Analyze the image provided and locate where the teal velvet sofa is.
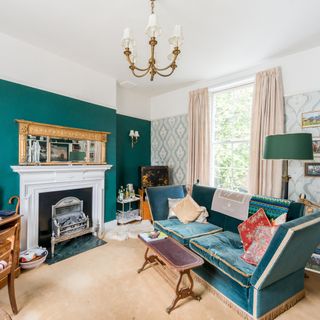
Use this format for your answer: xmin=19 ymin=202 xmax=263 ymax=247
xmin=146 ymin=184 xmax=320 ymax=320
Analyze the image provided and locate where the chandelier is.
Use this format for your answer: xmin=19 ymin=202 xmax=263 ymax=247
xmin=121 ymin=0 xmax=183 ymax=81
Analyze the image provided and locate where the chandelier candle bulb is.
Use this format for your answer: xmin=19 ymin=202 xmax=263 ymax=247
xmin=173 ymin=25 xmax=182 ymax=38
xmin=122 ymin=28 xmax=132 ymax=40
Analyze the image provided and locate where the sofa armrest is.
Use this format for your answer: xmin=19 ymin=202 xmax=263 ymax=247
xmin=250 ymin=212 xmax=320 ymax=290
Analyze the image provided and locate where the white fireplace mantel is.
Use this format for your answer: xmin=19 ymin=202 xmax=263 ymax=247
xmin=11 ymin=165 xmax=112 ymax=250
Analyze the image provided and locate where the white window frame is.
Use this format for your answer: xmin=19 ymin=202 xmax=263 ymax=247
xmin=210 ymin=78 xmax=254 ymax=191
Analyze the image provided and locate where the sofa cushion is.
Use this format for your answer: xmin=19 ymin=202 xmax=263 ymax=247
xmin=154 ymin=220 xmax=222 ymax=246
xmin=189 ymin=231 xmax=256 ymax=287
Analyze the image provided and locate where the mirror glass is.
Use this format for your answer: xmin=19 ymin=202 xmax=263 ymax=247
xmin=26 ymin=137 xmax=103 ymax=164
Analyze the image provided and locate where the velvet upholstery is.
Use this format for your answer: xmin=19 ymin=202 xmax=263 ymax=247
xmin=154 ymin=220 xmax=222 ymax=245
xmin=146 ymin=185 xmax=187 ymax=221
xmin=251 ymin=212 xmax=320 ymax=290
xmin=190 ymin=232 xmax=256 ymax=287
xmin=147 ymin=184 xmax=311 ymax=319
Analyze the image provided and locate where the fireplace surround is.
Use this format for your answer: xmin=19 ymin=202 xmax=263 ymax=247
xmin=11 ymin=165 xmax=112 ymax=251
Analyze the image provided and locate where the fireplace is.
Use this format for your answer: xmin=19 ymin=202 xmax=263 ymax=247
xmin=38 ymin=188 xmax=95 ymax=255
xmin=11 ymin=165 xmax=112 ymax=251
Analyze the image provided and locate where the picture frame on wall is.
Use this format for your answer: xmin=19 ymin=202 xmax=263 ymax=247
xmin=312 ymin=137 xmax=320 ymax=158
xmin=51 ymin=143 xmax=69 ymax=162
xmin=306 ymin=245 xmax=320 ymax=274
xmin=301 ymin=110 xmax=320 ymax=128
xmin=305 ymin=162 xmax=320 ymax=177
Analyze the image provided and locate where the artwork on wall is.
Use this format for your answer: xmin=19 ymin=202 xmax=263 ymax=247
xmin=306 ymin=246 xmax=320 ymax=274
xmin=140 ymin=166 xmax=169 ymax=188
xmin=301 ymin=110 xmax=320 ymax=128
xmin=312 ymin=137 xmax=320 ymax=158
xmin=51 ymin=143 xmax=69 ymax=161
xmin=305 ymin=162 xmax=320 ymax=177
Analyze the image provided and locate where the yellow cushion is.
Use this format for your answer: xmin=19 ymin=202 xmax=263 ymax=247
xmin=172 ymin=195 xmax=202 ymax=224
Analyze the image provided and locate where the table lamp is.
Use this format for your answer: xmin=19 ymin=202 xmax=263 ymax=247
xmin=263 ymin=133 xmax=313 ymax=199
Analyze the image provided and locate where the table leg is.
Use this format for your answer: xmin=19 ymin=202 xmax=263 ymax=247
xmin=137 ymin=248 xmax=159 ymax=274
xmin=166 ymin=269 xmax=201 ymax=314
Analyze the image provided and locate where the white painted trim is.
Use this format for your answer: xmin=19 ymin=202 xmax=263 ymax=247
xmin=104 ymin=219 xmax=117 ymax=232
xmin=11 ymin=165 xmax=112 ymax=250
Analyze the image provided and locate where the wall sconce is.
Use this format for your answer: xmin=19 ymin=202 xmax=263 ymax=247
xmin=129 ymin=130 xmax=140 ymax=148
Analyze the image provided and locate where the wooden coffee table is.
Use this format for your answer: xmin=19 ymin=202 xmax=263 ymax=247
xmin=138 ymin=235 xmax=204 ymax=313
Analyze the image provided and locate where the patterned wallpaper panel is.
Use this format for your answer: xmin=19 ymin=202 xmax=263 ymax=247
xmin=285 ymin=90 xmax=320 ymax=202
xmin=151 ymin=114 xmax=188 ymax=185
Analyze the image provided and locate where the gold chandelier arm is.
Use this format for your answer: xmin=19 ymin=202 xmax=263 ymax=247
xmin=131 ymin=68 xmax=151 ymax=78
xmin=133 ymin=65 xmax=151 ymax=72
xmin=124 ymin=49 xmax=150 ymax=72
xmin=155 ymin=47 xmax=180 ymax=71
xmin=156 ymin=67 xmax=176 ymax=77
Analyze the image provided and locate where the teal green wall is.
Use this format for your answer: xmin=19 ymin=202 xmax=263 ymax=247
xmin=116 ymin=114 xmax=151 ymax=193
xmin=0 ymin=80 xmax=151 ymax=221
xmin=0 ymin=79 xmax=119 ymax=221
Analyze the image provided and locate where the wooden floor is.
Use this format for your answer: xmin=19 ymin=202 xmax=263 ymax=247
xmin=0 ymin=239 xmax=319 ymax=320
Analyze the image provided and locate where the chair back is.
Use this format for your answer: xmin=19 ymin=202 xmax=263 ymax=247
xmin=146 ymin=185 xmax=187 ymax=221
xmin=0 ymin=224 xmax=18 ymax=278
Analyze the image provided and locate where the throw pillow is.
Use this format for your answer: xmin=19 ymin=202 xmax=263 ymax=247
xmin=172 ymin=194 xmax=202 ymax=224
xmin=271 ymin=213 xmax=287 ymax=226
xmin=238 ymin=208 xmax=272 ymax=251
xmin=241 ymin=226 xmax=278 ymax=266
xmin=167 ymin=198 xmax=183 ymax=219
xmin=196 ymin=206 xmax=209 ymax=223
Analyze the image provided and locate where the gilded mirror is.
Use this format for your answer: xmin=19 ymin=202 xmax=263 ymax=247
xmin=17 ymin=120 xmax=110 ymax=165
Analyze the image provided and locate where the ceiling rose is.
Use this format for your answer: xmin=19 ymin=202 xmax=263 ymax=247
xmin=121 ymin=0 xmax=183 ymax=81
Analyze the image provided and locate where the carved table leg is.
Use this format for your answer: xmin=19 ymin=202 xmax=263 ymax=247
xmin=166 ymin=269 xmax=201 ymax=314
xmin=137 ymin=248 xmax=159 ymax=274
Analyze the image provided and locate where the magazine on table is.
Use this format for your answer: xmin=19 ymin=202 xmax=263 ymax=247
xmin=140 ymin=231 xmax=167 ymax=242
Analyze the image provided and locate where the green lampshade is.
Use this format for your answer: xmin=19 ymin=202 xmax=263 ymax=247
xmin=263 ymin=133 xmax=313 ymax=160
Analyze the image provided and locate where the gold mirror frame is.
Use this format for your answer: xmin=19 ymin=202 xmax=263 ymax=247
xmin=17 ymin=120 xmax=110 ymax=165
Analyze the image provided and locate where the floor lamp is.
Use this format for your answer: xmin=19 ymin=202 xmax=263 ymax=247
xmin=263 ymin=133 xmax=313 ymax=199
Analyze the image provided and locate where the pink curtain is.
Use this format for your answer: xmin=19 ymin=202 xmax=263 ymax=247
xmin=249 ymin=67 xmax=284 ymax=197
xmin=187 ymin=88 xmax=211 ymax=187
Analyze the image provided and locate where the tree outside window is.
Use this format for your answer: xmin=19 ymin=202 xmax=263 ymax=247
xmin=211 ymin=83 xmax=253 ymax=192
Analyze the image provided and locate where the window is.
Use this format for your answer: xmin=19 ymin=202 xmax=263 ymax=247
xmin=210 ymin=82 xmax=254 ymax=192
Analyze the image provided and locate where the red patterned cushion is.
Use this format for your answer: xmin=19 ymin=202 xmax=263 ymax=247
xmin=241 ymin=226 xmax=278 ymax=265
xmin=238 ymin=208 xmax=272 ymax=251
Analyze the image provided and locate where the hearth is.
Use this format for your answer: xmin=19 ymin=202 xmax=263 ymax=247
xmin=51 ymin=196 xmax=96 ymax=257
xmin=38 ymin=188 xmax=94 ymax=254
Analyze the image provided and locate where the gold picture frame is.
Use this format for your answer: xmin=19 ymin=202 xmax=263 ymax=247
xmin=301 ymin=110 xmax=320 ymax=128
xmin=17 ymin=119 xmax=110 ymax=165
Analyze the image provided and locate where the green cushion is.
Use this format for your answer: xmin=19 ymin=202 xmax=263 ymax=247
xmin=190 ymin=231 xmax=256 ymax=287
xmin=154 ymin=220 xmax=222 ymax=245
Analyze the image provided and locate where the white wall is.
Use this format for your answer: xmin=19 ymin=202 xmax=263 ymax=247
xmin=150 ymin=46 xmax=320 ymax=120
xmin=0 ymin=32 xmax=117 ymax=108
xmin=116 ymin=85 xmax=151 ymax=120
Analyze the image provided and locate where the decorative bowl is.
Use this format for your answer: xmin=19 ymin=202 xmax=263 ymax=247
xmin=20 ymin=250 xmax=48 ymax=270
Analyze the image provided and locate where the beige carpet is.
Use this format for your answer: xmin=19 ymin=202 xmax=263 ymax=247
xmin=0 ymin=239 xmax=319 ymax=320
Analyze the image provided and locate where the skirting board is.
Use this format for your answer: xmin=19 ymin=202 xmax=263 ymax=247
xmin=104 ymin=219 xmax=117 ymax=232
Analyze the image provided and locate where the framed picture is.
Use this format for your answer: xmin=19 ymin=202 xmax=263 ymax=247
xmin=140 ymin=166 xmax=169 ymax=188
xmin=302 ymin=110 xmax=320 ymax=128
xmin=305 ymin=162 xmax=320 ymax=177
xmin=51 ymin=143 xmax=69 ymax=161
xmin=312 ymin=137 xmax=320 ymax=158
xmin=306 ymin=245 xmax=320 ymax=274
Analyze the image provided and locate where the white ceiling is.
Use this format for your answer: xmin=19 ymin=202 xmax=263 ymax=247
xmin=0 ymin=0 xmax=320 ymax=96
